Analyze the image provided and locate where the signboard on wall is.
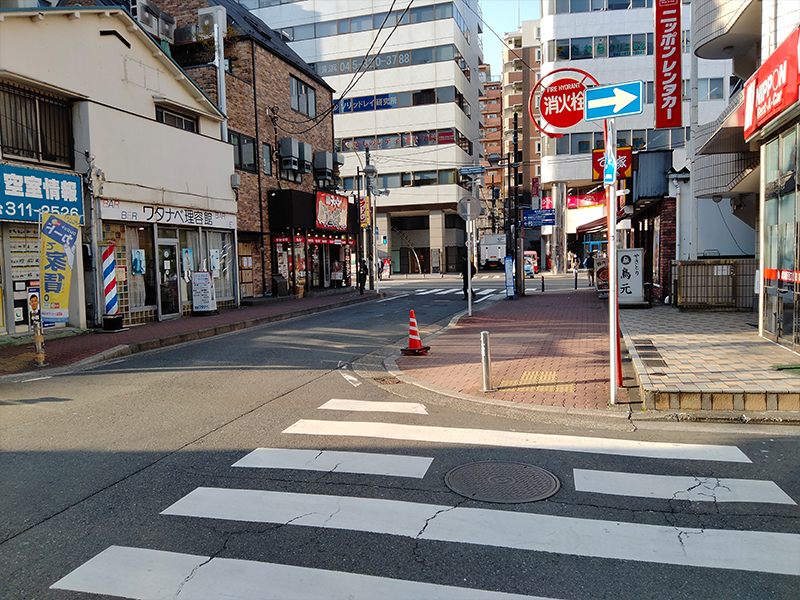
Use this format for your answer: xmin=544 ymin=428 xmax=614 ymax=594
xmin=593 ymin=147 xmax=632 ymax=181
xmin=617 ymin=248 xmax=644 ymax=304
xmin=1 ymin=164 xmax=83 ymax=223
xmin=316 ymin=192 xmax=348 ymax=231
xmin=743 ymin=26 xmax=800 ymax=140
xmin=100 ymin=199 xmax=236 ymax=229
xmin=654 ymin=0 xmax=683 ymax=129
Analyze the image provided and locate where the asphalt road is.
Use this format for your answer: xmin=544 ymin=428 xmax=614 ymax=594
xmin=1 ymin=282 xmax=798 ymax=600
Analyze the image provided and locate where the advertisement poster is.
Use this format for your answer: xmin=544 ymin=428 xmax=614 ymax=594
xmin=595 ymin=257 xmax=610 ymax=297
xmin=504 ymin=255 xmax=515 ymax=299
xmin=39 ymin=213 xmax=80 ymax=323
xmin=181 ymin=248 xmax=194 ymax=281
xmin=192 ymin=271 xmax=217 ymax=312
xmin=209 ymin=249 xmax=220 ymax=279
xmin=131 ymin=248 xmax=146 ymax=275
xmin=316 ymin=192 xmax=348 ymax=231
xmin=27 ymin=286 xmax=40 ymax=329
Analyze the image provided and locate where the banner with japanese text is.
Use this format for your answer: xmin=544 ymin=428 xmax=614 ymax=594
xmin=315 ymin=192 xmax=348 ymax=231
xmin=654 ymin=0 xmax=682 ymax=129
xmin=1 ymin=164 xmax=83 ymax=223
xmin=593 ymin=147 xmax=632 ymax=181
xmin=39 ymin=213 xmax=80 ymax=323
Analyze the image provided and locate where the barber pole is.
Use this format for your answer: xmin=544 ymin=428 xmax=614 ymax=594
xmin=103 ymin=245 xmax=118 ymax=315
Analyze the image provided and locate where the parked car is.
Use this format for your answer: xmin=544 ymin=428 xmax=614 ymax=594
xmin=523 ymin=251 xmax=538 ymax=277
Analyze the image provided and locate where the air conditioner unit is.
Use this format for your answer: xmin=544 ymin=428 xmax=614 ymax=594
xmin=279 ymin=137 xmax=299 ymax=171
xmin=174 ymin=25 xmax=197 ymax=44
xmin=314 ymin=151 xmax=333 ymax=181
xmin=298 ymin=142 xmax=312 ymax=174
xmin=198 ymin=6 xmax=226 ymax=38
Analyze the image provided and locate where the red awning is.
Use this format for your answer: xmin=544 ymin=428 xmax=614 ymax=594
xmin=576 ymin=209 xmax=626 ymax=234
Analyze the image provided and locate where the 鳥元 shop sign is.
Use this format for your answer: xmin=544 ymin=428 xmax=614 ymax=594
xmin=315 ymin=192 xmax=348 ymax=231
xmin=744 ymin=26 xmax=800 ymax=140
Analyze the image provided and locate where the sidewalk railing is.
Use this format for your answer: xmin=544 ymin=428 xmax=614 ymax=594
xmin=671 ymin=258 xmax=757 ymax=310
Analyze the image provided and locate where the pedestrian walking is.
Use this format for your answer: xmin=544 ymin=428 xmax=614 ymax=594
xmin=358 ymin=259 xmax=368 ymax=294
xmin=461 ymin=259 xmax=476 ymax=300
xmin=584 ymin=252 xmax=595 ymax=286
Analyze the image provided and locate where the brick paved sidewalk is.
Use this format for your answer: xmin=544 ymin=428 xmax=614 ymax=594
xmin=0 ymin=291 xmax=378 ymax=377
xmin=395 ymin=289 xmax=616 ymax=411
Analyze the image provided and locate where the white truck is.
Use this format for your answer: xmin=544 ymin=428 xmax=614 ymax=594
xmin=479 ymin=233 xmax=506 ymax=270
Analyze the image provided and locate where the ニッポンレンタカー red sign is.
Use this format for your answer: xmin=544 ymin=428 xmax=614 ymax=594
xmin=744 ymin=26 xmax=800 ymax=140
xmin=654 ymin=0 xmax=682 ymax=129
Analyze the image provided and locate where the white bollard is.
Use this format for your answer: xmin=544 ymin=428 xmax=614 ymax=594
xmin=479 ymin=330 xmax=497 ymax=392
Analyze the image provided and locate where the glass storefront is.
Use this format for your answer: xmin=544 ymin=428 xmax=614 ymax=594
xmin=762 ymin=129 xmax=799 ymax=351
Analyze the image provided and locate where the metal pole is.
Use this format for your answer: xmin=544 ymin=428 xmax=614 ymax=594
xmin=606 ymin=118 xmax=618 ymax=405
xmin=479 ymin=330 xmax=497 ymax=392
xmin=513 ymin=112 xmax=523 ymax=296
xmin=467 ymin=214 xmax=473 ymax=317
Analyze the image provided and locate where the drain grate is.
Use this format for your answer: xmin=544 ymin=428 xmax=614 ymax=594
xmin=445 ymin=461 xmax=560 ymax=503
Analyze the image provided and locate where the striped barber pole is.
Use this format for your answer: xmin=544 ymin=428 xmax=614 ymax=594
xmin=102 ymin=245 xmax=118 ymax=315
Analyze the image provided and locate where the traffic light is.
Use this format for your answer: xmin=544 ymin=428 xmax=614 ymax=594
xmin=492 ymin=186 xmax=500 ymax=200
xmin=382 ymin=235 xmax=387 ymax=245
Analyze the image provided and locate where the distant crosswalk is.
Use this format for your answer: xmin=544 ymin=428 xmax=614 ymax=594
xmin=52 ymin=397 xmax=800 ymax=599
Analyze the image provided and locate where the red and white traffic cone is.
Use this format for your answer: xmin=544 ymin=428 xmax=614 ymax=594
xmin=401 ymin=310 xmax=430 ymax=356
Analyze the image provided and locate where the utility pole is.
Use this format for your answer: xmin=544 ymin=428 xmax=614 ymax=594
xmin=513 ymin=112 xmax=524 ymax=296
xmin=363 ymin=148 xmax=377 ymax=291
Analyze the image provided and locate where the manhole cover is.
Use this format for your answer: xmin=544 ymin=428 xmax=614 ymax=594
xmin=444 ymin=461 xmax=560 ymax=503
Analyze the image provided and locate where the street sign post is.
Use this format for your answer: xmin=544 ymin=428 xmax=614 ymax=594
xmin=522 ymin=209 xmax=555 ymax=227
xmin=458 ymin=166 xmax=486 ymax=176
xmin=584 ymin=81 xmax=644 ymax=122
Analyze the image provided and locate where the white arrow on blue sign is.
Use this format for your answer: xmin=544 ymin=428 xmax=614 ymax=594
xmin=584 ymin=81 xmax=644 ymax=122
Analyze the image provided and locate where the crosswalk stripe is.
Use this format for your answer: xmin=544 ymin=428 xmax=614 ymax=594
xmin=51 ymin=545 xmax=553 ymax=599
xmin=282 ymin=420 xmax=752 ymax=463
xmin=573 ymin=469 xmax=796 ymax=504
xmin=475 ymin=294 xmax=500 ymax=303
xmin=319 ymin=399 xmax=428 ymax=414
xmin=161 ymin=488 xmax=800 ymax=576
xmin=435 ymin=289 xmax=459 ymax=294
xmin=232 ymin=448 xmax=434 ymax=478
xmin=493 ymin=275 xmax=502 ymax=279
xmin=417 ymin=288 xmax=444 ymax=295
xmin=477 ymin=288 xmax=496 ymax=295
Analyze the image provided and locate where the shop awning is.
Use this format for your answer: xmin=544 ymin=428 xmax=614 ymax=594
xmin=576 ymin=210 xmax=626 ymax=234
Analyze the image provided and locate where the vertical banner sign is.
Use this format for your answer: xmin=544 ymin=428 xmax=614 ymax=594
xmin=655 ymin=0 xmax=682 ymax=129
xmin=359 ymin=195 xmax=370 ymax=228
xmin=103 ymin=245 xmax=119 ymax=315
xmin=39 ymin=213 xmax=80 ymax=323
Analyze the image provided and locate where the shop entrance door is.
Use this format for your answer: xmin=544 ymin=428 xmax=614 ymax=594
xmin=158 ymin=242 xmax=180 ymax=319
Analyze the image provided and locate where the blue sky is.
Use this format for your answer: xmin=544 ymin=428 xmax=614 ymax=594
xmin=478 ymin=0 xmax=541 ymax=77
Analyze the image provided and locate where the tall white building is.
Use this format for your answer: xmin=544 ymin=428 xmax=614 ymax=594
xmin=539 ymin=0 xmax=754 ymax=279
xmin=246 ymin=0 xmax=485 ymax=274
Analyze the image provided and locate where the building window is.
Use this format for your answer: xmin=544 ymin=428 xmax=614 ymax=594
xmin=290 ymin=76 xmax=316 ymax=117
xmin=262 ymin=143 xmax=272 ymax=175
xmin=156 ymin=106 xmax=197 ymax=133
xmin=229 ymin=130 xmax=256 ymax=172
xmin=0 ymin=83 xmax=72 ymax=166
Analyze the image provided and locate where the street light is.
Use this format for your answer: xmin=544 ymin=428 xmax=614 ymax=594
xmin=362 ymin=162 xmax=378 ymax=291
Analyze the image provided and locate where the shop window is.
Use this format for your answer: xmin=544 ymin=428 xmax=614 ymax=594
xmin=594 ymin=36 xmax=607 ymax=58
xmin=229 ymin=131 xmax=256 ymax=172
xmin=290 ymin=76 xmax=316 ymax=118
xmin=208 ymin=230 xmax=235 ymax=299
xmin=556 ymin=39 xmax=570 ymax=61
xmin=126 ymin=226 xmax=156 ymax=309
xmin=609 ymin=35 xmax=631 ymax=57
xmin=571 ymin=37 xmax=592 ymax=60
xmin=0 ymin=83 xmax=72 ymax=166
xmin=179 ymin=229 xmax=201 ymax=304
xmin=377 ymin=134 xmax=401 ymax=149
xmin=156 ymin=106 xmax=197 ymax=133
xmin=632 ymin=33 xmax=647 ymax=56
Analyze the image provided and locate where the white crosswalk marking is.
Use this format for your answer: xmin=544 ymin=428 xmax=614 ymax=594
xmin=417 ymin=288 xmax=444 ymax=295
xmin=573 ymin=469 xmax=797 ymax=504
xmin=435 ymin=288 xmax=459 ymax=294
xmin=233 ymin=448 xmax=434 ymax=478
xmin=52 ymin=546 xmax=554 ymax=600
xmin=161 ymin=488 xmax=800 ymax=576
xmin=319 ymin=399 xmax=428 ymax=414
xmin=475 ymin=294 xmax=501 ymax=303
xmin=283 ymin=420 xmax=752 ymax=462
xmin=493 ymin=275 xmax=502 ymax=279
xmin=477 ymin=288 xmax=496 ymax=295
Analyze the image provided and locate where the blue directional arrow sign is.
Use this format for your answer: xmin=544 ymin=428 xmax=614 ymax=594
xmin=584 ymin=81 xmax=644 ymax=122
xmin=604 ymin=154 xmax=617 ymax=186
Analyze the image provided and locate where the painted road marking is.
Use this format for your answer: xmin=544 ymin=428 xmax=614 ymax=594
xmin=475 ymin=294 xmax=500 ymax=303
xmin=377 ymin=294 xmax=410 ymax=303
xmin=435 ymin=289 xmax=459 ymax=294
xmin=416 ymin=289 xmax=444 ymax=295
xmin=52 ymin=546 xmax=551 ymax=599
xmin=477 ymin=288 xmax=496 ymax=295
xmin=573 ymin=469 xmax=796 ymax=504
xmin=282 ymin=420 xmax=752 ymax=463
xmin=161 ymin=489 xmax=800 ymax=576
xmin=233 ymin=448 xmax=434 ymax=479
xmin=339 ymin=371 xmax=361 ymax=387
xmin=319 ymin=399 xmax=428 ymax=414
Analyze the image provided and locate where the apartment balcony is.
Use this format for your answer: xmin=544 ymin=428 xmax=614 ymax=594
xmin=505 ymin=70 xmax=523 ymax=85
xmin=484 ymin=116 xmax=501 ymax=128
xmin=693 ymin=0 xmax=760 ymax=79
xmin=486 ymin=88 xmax=502 ymax=99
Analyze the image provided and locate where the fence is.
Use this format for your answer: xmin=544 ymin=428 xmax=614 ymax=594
xmin=671 ymin=259 xmax=757 ymax=310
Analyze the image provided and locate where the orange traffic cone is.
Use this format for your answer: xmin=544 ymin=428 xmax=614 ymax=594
xmin=401 ymin=310 xmax=430 ymax=356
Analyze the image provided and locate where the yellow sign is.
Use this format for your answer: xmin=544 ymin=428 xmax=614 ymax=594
xmin=39 ymin=213 xmax=81 ymax=323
